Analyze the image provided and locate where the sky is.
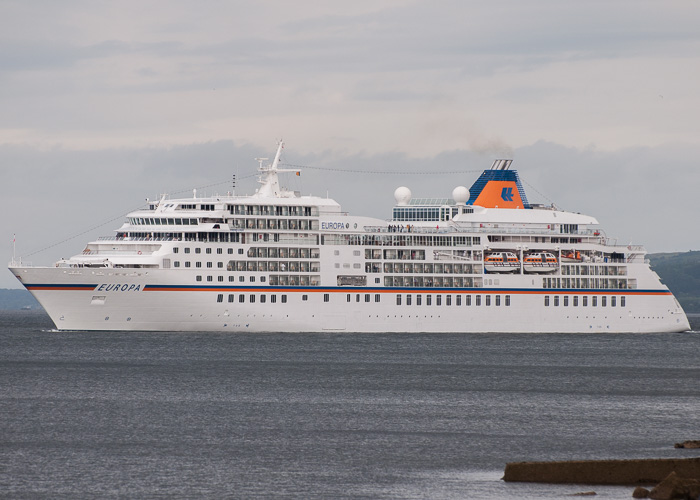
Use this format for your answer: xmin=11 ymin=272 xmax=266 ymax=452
xmin=2 ymin=0 xmax=700 ymax=288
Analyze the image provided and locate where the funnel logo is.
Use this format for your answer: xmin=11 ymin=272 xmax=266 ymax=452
xmin=501 ymin=187 xmax=514 ymax=202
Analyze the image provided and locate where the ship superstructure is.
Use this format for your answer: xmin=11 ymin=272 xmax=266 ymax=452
xmin=9 ymin=142 xmax=690 ymax=333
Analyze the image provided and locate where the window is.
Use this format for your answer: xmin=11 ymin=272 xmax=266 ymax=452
xmin=611 ymin=296 xmax=616 ymax=307
xmin=185 ymin=262 xmax=191 ymax=268
xmin=218 ymin=276 xmax=224 ymax=282
xmin=573 ymin=296 xmax=578 ymax=307
xmin=563 ymin=296 xmax=569 ymax=307
xmin=228 ymin=248 xmax=233 ymax=254
xmin=239 ymin=276 xmax=245 ymax=282
xmin=207 ymin=262 xmax=213 ymax=268
xmin=261 ymin=295 xmax=266 ymax=303
xmin=396 ymin=294 xmax=401 ymax=305
xmin=544 ymin=296 xmax=550 ymax=306
xmin=485 ymin=295 xmax=491 ymax=306
xmin=592 ymin=296 xmax=598 ymax=307
xmin=206 ymin=248 xmax=212 ymax=254
xmin=583 ymin=296 xmax=588 ymax=307
xmin=207 ymin=276 xmax=213 ymax=282
xmin=602 ymin=296 xmax=607 ymax=307
xmin=196 ymin=275 xmax=202 ymax=282
xmin=174 ymin=262 xmax=180 ymax=268
xmin=228 ymin=294 xmax=234 ymax=303
xmin=217 ymin=262 xmax=223 ymax=268
xmin=239 ymin=294 xmax=244 ymax=303
xmin=505 ymin=295 xmax=511 ymax=306
xmin=427 ymin=295 xmax=432 ymax=306
xmin=217 ymin=248 xmax=223 ymax=254
xmin=365 ymin=294 xmax=370 ymax=303
xmin=406 ymin=295 xmax=412 ymax=306
xmin=324 ymin=294 xmax=329 ymax=302
xmin=456 ymin=295 xmax=461 ymax=306
xmin=476 ymin=295 xmax=481 ymax=306
xmin=250 ymin=276 xmax=255 ymax=282
xmin=185 ymin=248 xmax=190 ymax=254
xmin=436 ymin=295 xmax=442 ymax=306
xmin=217 ymin=294 xmax=223 ymax=303
xmin=229 ymin=276 xmax=234 ymax=282
xmin=196 ymin=262 xmax=202 ymax=268
xmin=495 ymin=295 xmax=501 ymax=306
xmin=417 ymin=294 xmax=422 ymax=306
xmin=271 ymin=295 xmax=277 ymax=303
xmin=446 ymin=295 xmax=451 ymax=306
xmin=195 ymin=248 xmax=201 ymax=254
xmin=466 ymin=295 xmax=471 ymax=306
xmin=621 ymin=296 xmax=626 ymax=307
xmin=554 ymin=296 xmax=559 ymax=307
xmin=174 ymin=248 xmax=179 ymax=254
xmin=250 ymin=295 xmax=255 ymax=303
xmin=302 ymin=295 xmax=308 ymax=301
xmin=238 ymin=248 xmax=244 ymax=254
xmin=348 ymin=294 xmax=352 ymax=303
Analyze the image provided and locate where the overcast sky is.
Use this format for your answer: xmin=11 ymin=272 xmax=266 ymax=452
xmin=2 ymin=0 xmax=700 ymax=288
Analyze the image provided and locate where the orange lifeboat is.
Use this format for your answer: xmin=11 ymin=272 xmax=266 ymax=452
xmin=523 ymin=252 xmax=558 ymax=274
xmin=484 ymin=252 xmax=520 ymax=273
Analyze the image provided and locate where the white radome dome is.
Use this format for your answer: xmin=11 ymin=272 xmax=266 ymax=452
xmin=394 ymin=186 xmax=412 ymax=206
xmin=452 ymin=186 xmax=469 ymax=205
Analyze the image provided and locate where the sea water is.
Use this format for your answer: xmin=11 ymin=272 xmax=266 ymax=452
xmin=1 ymin=310 xmax=699 ymax=499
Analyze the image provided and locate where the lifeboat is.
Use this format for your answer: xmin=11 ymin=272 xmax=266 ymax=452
xmin=484 ymin=252 xmax=520 ymax=273
xmin=523 ymin=252 xmax=558 ymax=274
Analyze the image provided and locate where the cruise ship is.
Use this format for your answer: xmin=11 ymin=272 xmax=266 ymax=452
xmin=9 ymin=142 xmax=690 ymax=333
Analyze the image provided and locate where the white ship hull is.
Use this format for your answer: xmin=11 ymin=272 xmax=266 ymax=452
xmin=11 ymin=266 xmax=689 ymax=333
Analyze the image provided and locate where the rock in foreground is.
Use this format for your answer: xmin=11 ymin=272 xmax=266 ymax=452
xmin=675 ymin=441 xmax=700 ymax=449
xmin=648 ymin=472 xmax=700 ymax=500
xmin=503 ymin=458 xmax=700 ymax=485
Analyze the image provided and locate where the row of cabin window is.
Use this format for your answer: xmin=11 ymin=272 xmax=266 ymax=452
xmin=130 ymin=217 xmax=199 ymax=226
xmin=229 ymin=261 xmax=321 ymax=272
xmin=198 ymin=274 xmax=322 ymax=285
xmin=322 ymin=235 xmax=478 ymax=247
xmin=246 ymin=247 xmax=320 ymax=258
xmin=561 ymin=265 xmax=627 ymax=276
xmin=384 ymin=276 xmax=480 ymax=288
xmin=365 ymin=249 xmax=477 ymax=260
xmin=197 ymin=275 xmax=265 ymax=282
xmin=542 ymin=278 xmax=630 ymax=289
xmin=368 ymin=263 xmax=481 ymax=274
xmin=173 ymin=247 xmax=239 ymax=254
xmin=228 ymin=205 xmax=317 ymax=216
xmin=231 ymin=218 xmax=318 ymax=230
xmin=395 ymin=294 xmax=511 ymax=306
xmin=216 ymin=294 xmax=288 ymax=303
xmin=544 ymin=295 xmax=626 ymax=307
